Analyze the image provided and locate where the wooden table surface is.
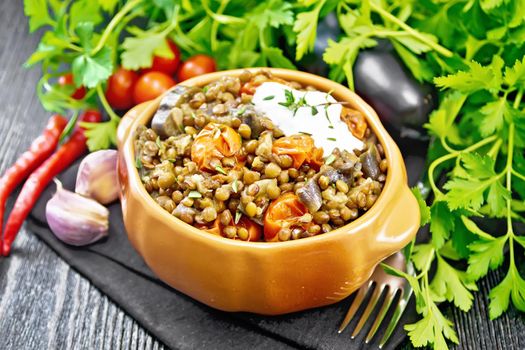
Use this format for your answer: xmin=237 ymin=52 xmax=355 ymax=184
xmin=0 ymin=1 xmax=524 ymax=349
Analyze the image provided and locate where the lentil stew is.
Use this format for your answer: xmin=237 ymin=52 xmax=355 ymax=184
xmin=134 ymin=70 xmax=387 ymax=242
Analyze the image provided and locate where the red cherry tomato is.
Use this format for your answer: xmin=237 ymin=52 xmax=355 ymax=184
xmin=105 ymin=67 xmax=139 ymax=110
xmin=191 ymin=123 xmax=243 ymax=172
xmin=132 ymin=71 xmax=176 ymax=105
xmin=80 ymin=109 xmax=103 ymax=124
xmin=58 ymin=73 xmax=86 ymax=100
xmin=263 ymin=193 xmax=311 ymax=241
xmin=272 ymin=134 xmax=324 ymax=170
xmin=143 ymin=40 xmax=181 ymax=75
xmin=177 ymin=54 xmax=217 ymax=82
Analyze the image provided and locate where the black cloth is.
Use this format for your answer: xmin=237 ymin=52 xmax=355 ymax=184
xmin=27 ymin=138 xmax=427 ymax=350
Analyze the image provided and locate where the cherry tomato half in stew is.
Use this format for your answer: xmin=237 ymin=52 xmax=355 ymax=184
xmin=58 ymin=73 xmax=86 ymax=100
xmin=142 ymin=40 xmax=181 ymax=76
xmin=206 ymin=216 xmax=262 ymax=241
xmin=133 ymin=71 xmax=176 ymax=105
xmin=177 ymin=54 xmax=217 ymax=82
xmin=272 ymin=134 xmax=324 ymax=169
xmin=191 ymin=123 xmax=243 ymax=172
xmin=105 ymin=67 xmax=139 ymax=110
xmin=264 ymin=192 xmax=311 ymax=241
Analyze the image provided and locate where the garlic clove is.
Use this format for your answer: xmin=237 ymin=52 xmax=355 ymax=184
xmin=46 ymin=179 xmax=109 ymax=246
xmin=75 ymin=150 xmax=119 ymax=204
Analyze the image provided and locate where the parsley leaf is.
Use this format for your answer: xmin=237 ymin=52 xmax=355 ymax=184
xmin=121 ymin=33 xmax=173 ymax=70
xmin=411 ymin=243 xmax=434 ymax=271
xmin=444 ymin=178 xmax=490 ymax=211
xmin=429 ymin=201 xmax=455 ymax=249
xmin=489 ymin=265 xmax=525 ymax=319
xmin=411 ymin=187 xmax=431 ymax=226
xmin=478 ymin=98 xmax=510 ymax=136
xmin=24 ymin=0 xmax=54 ymax=32
xmin=424 ymin=91 xmax=466 ymax=141
xmin=98 ymin=0 xmax=118 ymax=13
xmin=487 ymin=180 xmax=510 ymax=217
xmin=324 ymin=35 xmax=377 ymax=89
xmin=251 ymin=0 xmax=293 ymax=30
xmin=80 ymin=118 xmax=119 ymax=151
xmin=504 ymin=56 xmax=525 ymax=89
xmin=72 ymin=46 xmax=113 ymax=88
xmin=430 ymin=255 xmax=477 ymax=312
xmin=391 ymin=41 xmax=434 ymax=82
xmin=405 ymin=302 xmax=459 ymax=348
xmin=460 ymin=153 xmax=496 ymax=179
xmin=70 ymin=0 xmax=103 ymax=30
xmin=467 ymin=237 xmax=506 ymax=280
xmin=263 ymin=47 xmax=296 ymax=70
xmin=434 ymin=59 xmax=503 ymax=94
xmin=293 ymin=0 xmax=325 ymax=60
xmin=480 ymin=0 xmax=505 ymax=12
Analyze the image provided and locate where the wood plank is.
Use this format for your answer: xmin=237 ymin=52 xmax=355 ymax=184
xmin=0 ymin=2 xmax=163 ymax=349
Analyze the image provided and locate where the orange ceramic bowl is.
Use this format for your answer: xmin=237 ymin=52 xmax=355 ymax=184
xmin=117 ymin=68 xmax=420 ymax=315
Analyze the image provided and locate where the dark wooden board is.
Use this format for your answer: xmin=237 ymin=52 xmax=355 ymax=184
xmin=0 ymin=1 xmax=523 ymax=349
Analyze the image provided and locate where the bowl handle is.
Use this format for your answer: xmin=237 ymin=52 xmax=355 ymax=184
xmin=373 ymin=184 xmax=420 ymax=257
xmin=117 ymin=102 xmax=150 ymax=148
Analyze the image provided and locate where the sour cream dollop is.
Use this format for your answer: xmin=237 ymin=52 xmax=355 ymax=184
xmin=252 ymin=82 xmax=364 ymax=156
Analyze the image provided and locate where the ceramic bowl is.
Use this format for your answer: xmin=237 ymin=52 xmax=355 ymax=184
xmin=116 ymin=68 xmax=420 ymax=315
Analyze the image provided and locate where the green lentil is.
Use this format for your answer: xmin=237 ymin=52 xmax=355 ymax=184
xmin=264 ymin=162 xmax=281 ymax=178
xmin=245 ymin=202 xmax=257 ymax=217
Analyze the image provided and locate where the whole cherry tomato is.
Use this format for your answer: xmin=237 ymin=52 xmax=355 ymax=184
xmin=191 ymin=123 xmax=243 ymax=172
xmin=105 ymin=67 xmax=139 ymax=110
xmin=263 ymin=192 xmax=311 ymax=241
xmin=272 ymin=134 xmax=324 ymax=169
xmin=132 ymin=71 xmax=176 ymax=105
xmin=58 ymin=73 xmax=86 ymax=100
xmin=142 ymin=40 xmax=181 ymax=75
xmin=177 ymin=54 xmax=217 ymax=82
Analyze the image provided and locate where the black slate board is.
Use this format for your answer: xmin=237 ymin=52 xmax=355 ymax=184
xmin=26 ymin=138 xmax=427 ymax=350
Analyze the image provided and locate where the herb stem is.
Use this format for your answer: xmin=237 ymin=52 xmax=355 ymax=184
xmin=66 ymin=43 xmax=83 ymax=52
xmin=259 ymin=26 xmax=267 ymax=50
xmin=370 ymin=2 xmax=453 ymax=57
xmin=440 ymin=137 xmax=457 ymax=154
xmin=415 ymin=247 xmax=435 ymax=279
xmin=511 ymin=169 xmax=525 ymax=182
xmin=96 ymin=84 xmax=121 ymax=122
xmin=487 ymin=139 xmax=502 ymax=159
xmin=513 ymin=89 xmax=523 ymax=109
xmin=209 ymin=0 xmax=229 ymax=51
xmin=428 ymin=135 xmax=498 ymax=197
xmin=504 ymin=123 xmax=516 ymax=276
xmin=428 ymin=152 xmax=455 ymax=197
xmin=91 ymin=0 xmax=142 ymax=56
xmin=59 ymin=110 xmax=79 ymax=142
xmin=505 ymin=123 xmax=515 ymax=236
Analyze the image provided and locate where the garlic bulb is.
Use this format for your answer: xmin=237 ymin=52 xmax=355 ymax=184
xmin=75 ymin=150 xmax=119 ymax=204
xmin=46 ymin=179 xmax=109 ymax=246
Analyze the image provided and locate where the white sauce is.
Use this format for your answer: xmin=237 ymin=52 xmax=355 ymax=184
xmin=252 ymin=82 xmax=364 ymax=157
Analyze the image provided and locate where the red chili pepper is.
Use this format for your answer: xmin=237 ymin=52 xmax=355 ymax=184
xmin=0 ymin=115 xmax=68 ymax=256
xmin=1 ymin=110 xmax=102 ymax=256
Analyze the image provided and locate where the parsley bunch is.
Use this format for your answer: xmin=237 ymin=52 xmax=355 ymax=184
xmin=24 ymin=0 xmax=303 ymax=151
xmin=24 ymin=0 xmax=179 ymax=150
xmin=405 ymin=55 xmax=525 ymax=349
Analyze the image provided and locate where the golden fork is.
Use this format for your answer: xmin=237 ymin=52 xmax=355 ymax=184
xmin=338 ymin=251 xmax=413 ymax=348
